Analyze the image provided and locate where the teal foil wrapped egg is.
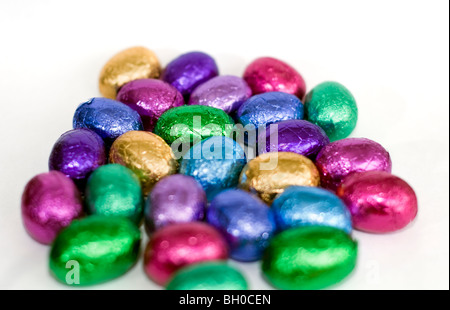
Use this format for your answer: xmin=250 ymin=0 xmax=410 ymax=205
xmin=49 ymin=216 xmax=141 ymax=286
xmin=166 ymin=262 xmax=248 ymax=290
xmin=180 ymin=136 xmax=246 ymax=200
xmin=304 ymin=81 xmax=358 ymax=141
xmin=271 ymin=186 xmax=352 ymax=233
xmin=85 ymin=164 xmax=143 ymax=223
xmin=262 ymin=226 xmax=357 ymax=290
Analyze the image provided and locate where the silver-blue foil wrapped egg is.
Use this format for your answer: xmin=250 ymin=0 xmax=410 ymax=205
xmin=180 ymin=136 xmax=246 ymax=200
xmin=73 ymin=97 xmax=143 ymax=145
xmin=271 ymin=186 xmax=352 ymax=233
xmin=207 ymin=189 xmax=276 ymax=262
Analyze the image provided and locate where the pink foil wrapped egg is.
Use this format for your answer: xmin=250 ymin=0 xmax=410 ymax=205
xmin=143 ymin=222 xmax=228 ymax=286
xmin=315 ymin=137 xmax=392 ymax=191
xmin=243 ymin=57 xmax=306 ymax=99
xmin=21 ymin=171 xmax=84 ymax=244
xmin=116 ymin=79 xmax=184 ymax=131
xmin=337 ymin=171 xmax=418 ymax=233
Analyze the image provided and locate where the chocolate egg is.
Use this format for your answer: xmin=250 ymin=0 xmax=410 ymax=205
xmin=144 ymin=222 xmax=228 ymax=286
xmin=109 ymin=131 xmax=178 ymax=195
xmin=207 ymin=189 xmax=277 ymax=261
xmin=180 ymin=136 xmax=246 ymax=200
xmin=304 ymin=81 xmax=358 ymax=141
xmin=21 ymin=171 xmax=83 ymax=244
xmin=145 ymin=174 xmax=207 ymax=232
xmin=49 ymin=129 xmax=106 ymax=182
xmin=262 ymin=226 xmax=358 ymax=290
xmin=166 ymin=262 xmax=248 ymax=290
xmin=188 ymin=75 xmax=252 ymax=114
xmin=50 ymin=216 xmax=141 ymax=286
xmin=239 ymin=152 xmax=320 ymax=204
xmin=154 ymin=105 xmax=235 ymax=149
xmin=258 ymin=119 xmax=329 ymax=159
xmin=73 ymin=97 xmax=143 ymax=145
xmin=315 ymin=137 xmax=392 ymax=191
xmin=271 ymin=186 xmax=352 ymax=234
xmin=243 ymin=57 xmax=306 ymax=99
xmin=161 ymin=51 xmax=219 ymax=98
xmin=116 ymin=79 xmax=184 ymax=131
xmin=85 ymin=164 xmax=143 ymax=223
xmin=99 ymin=46 xmax=161 ymax=99
xmin=337 ymin=171 xmax=418 ymax=233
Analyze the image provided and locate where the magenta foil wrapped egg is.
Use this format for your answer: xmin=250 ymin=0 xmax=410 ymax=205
xmin=188 ymin=75 xmax=252 ymax=114
xmin=243 ymin=57 xmax=306 ymax=99
xmin=258 ymin=119 xmax=329 ymax=159
xmin=116 ymin=79 xmax=184 ymax=131
xmin=161 ymin=51 xmax=219 ymax=99
xmin=21 ymin=171 xmax=83 ymax=244
xmin=337 ymin=171 xmax=418 ymax=233
xmin=144 ymin=222 xmax=228 ymax=286
xmin=145 ymin=174 xmax=207 ymax=232
xmin=315 ymin=138 xmax=392 ymax=191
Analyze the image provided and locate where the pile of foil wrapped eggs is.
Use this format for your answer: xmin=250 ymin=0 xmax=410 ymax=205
xmin=21 ymin=46 xmax=418 ymax=290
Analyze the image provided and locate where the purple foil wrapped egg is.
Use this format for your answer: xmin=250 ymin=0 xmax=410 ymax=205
xmin=116 ymin=79 xmax=184 ymax=131
xmin=337 ymin=171 xmax=418 ymax=233
xmin=21 ymin=171 xmax=84 ymax=244
xmin=188 ymin=75 xmax=252 ymax=114
xmin=258 ymin=119 xmax=329 ymax=159
xmin=49 ymin=129 xmax=106 ymax=182
xmin=145 ymin=174 xmax=207 ymax=232
xmin=243 ymin=57 xmax=306 ymax=99
xmin=315 ymin=138 xmax=392 ymax=191
xmin=161 ymin=51 xmax=219 ymax=98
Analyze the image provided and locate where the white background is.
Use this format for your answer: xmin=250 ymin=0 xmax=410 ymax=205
xmin=0 ymin=0 xmax=448 ymax=290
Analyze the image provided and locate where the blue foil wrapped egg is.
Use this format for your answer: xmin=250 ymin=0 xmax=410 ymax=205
xmin=73 ymin=97 xmax=143 ymax=145
xmin=180 ymin=136 xmax=246 ymax=200
xmin=236 ymin=92 xmax=304 ymax=145
xmin=271 ymin=186 xmax=352 ymax=233
xmin=207 ymin=189 xmax=276 ymax=262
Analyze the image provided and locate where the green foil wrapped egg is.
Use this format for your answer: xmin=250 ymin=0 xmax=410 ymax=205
xmin=85 ymin=164 xmax=144 ymax=223
xmin=304 ymin=81 xmax=358 ymax=141
xmin=154 ymin=105 xmax=235 ymax=150
xmin=166 ymin=262 xmax=248 ymax=290
xmin=49 ymin=216 xmax=141 ymax=286
xmin=262 ymin=226 xmax=357 ymax=290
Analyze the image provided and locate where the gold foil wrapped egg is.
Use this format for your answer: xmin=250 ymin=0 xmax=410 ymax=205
xmin=239 ymin=152 xmax=320 ymax=204
xmin=99 ymin=46 xmax=161 ymax=99
xmin=109 ymin=131 xmax=178 ymax=195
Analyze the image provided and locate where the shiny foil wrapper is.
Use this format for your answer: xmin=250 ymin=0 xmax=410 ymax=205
xmin=207 ymin=189 xmax=277 ymax=261
xmin=99 ymin=46 xmax=161 ymax=99
xmin=21 ymin=171 xmax=83 ymax=244
xmin=49 ymin=128 xmax=106 ymax=181
xmin=337 ymin=171 xmax=418 ymax=233
xmin=166 ymin=262 xmax=248 ymax=290
xmin=243 ymin=57 xmax=306 ymax=99
xmin=143 ymin=222 xmax=228 ymax=286
xmin=262 ymin=226 xmax=357 ymax=290
xmin=304 ymin=81 xmax=358 ymax=141
xmin=271 ymin=186 xmax=352 ymax=234
xmin=50 ymin=216 xmax=141 ymax=286
xmin=109 ymin=131 xmax=178 ymax=195
xmin=315 ymin=137 xmax=392 ymax=191
xmin=145 ymin=174 xmax=207 ymax=232
xmin=116 ymin=79 xmax=184 ymax=131
xmin=239 ymin=152 xmax=320 ymax=204
xmin=161 ymin=51 xmax=219 ymax=98
xmin=258 ymin=119 xmax=329 ymax=159
xmin=188 ymin=75 xmax=252 ymax=114
xmin=154 ymin=105 xmax=235 ymax=147
xmin=180 ymin=136 xmax=246 ymax=200
xmin=73 ymin=97 xmax=143 ymax=145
